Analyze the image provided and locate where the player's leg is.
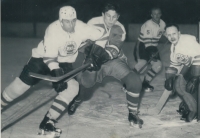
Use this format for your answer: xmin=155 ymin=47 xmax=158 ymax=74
xmin=143 ymin=60 xmax=162 ymax=92
xmin=39 ymin=78 xmax=79 ymax=136
xmin=1 ymin=57 xmax=49 ymax=109
xmin=103 ymin=57 xmax=143 ymax=128
xmin=68 ymin=85 xmax=84 ymax=115
xmin=121 ymin=71 xmax=143 ymax=128
xmin=39 ymin=63 xmax=79 ymax=136
xmin=133 ymin=41 xmax=148 ymax=73
xmin=176 ymin=65 xmax=200 ymax=122
xmin=143 ymin=46 xmax=162 ymax=92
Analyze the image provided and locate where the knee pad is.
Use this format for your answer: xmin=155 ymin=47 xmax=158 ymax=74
xmin=57 ymin=79 xmax=79 ymax=105
xmin=19 ymin=58 xmax=50 ymax=86
xmin=134 ymin=59 xmax=147 ymax=73
xmin=121 ymin=72 xmax=142 ymax=92
xmin=2 ymin=77 xmax=30 ymax=102
xmin=151 ymin=60 xmax=162 ymax=73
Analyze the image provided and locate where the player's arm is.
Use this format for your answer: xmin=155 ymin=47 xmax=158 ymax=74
xmin=43 ymin=26 xmax=67 ymax=93
xmin=43 ymin=26 xmax=60 ymax=70
xmin=105 ymin=24 xmax=126 ymax=59
xmin=82 ymin=21 xmax=104 ymax=42
xmin=138 ymin=24 xmax=153 ymax=44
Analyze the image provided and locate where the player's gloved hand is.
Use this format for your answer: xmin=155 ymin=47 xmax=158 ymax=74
xmin=84 ymin=56 xmax=99 ymax=71
xmin=50 ymin=68 xmax=67 ymax=93
xmin=164 ymin=77 xmax=175 ymax=91
xmin=84 ymin=44 xmax=111 ymax=71
xmin=165 ymin=67 xmax=178 ymax=91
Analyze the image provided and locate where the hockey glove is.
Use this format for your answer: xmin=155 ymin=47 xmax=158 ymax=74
xmin=164 ymin=67 xmax=178 ymax=91
xmin=50 ymin=68 xmax=67 ymax=93
xmin=84 ymin=44 xmax=111 ymax=71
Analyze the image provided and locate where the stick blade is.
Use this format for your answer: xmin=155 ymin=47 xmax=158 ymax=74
xmin=155 ymin=89 xmax=172 ymax=114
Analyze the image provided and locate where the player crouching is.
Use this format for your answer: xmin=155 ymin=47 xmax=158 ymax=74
xmin=164 ymin=24 xmax=200 ymax=122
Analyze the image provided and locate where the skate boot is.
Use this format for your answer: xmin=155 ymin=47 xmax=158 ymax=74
xmin=142 ymin=80 xmax=154 ymax=92
xmin=39 ymin=115 xmax=62 ymax=138
xmin=128 ymin=112 xmax=144 ymax=128
xmin=177 ymin=101 xmax=197 ymax=122
xmin=68 ymin=99 xmax=82 ymax=115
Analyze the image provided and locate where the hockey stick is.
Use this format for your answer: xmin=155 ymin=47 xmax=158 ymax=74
xmin=29 ymin=63 xmax=91 ymax=82
xmin=134 ymin=40 xmax=169 ymax=74
xmin=138 ymin=51 xmax=159 ymax=73
xmin=154 ymin=89 xmax=172 ymax=114
xmin=1 ymin=90 xmax=57 ymax=132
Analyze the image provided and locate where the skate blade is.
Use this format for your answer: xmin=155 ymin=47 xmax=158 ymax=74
xmin=144 ymin=88 xmax=153 ymax=92
xmin=38 ymin=130 xmax=61 ymax=138
xmin=130 ymin=121 xmax=143 ymax=129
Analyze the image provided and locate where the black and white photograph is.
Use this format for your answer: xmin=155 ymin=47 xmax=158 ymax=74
xmin=1 ymin=0 xmax=200 ymax=137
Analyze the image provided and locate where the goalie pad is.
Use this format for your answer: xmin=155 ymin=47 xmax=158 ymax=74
xmin=186 ymin=77 xmax=199 ymax=94
xmin=174 ymin=74 xmax=197 ymax=122
xmin=105 ymin=45 xmax=120 ymax=59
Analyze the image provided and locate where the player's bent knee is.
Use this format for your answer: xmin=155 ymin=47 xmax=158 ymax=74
xmin=151 ymin=60 xmax=162 ymax=73
xmin=58 ymin=79 xmax=79 ymax=104
xmin=122 ymin=72 xmax=142 ymax=92
xmin=3 ymin=77 xmax=30 ymax=101
xmin=134 ymin=59 xmax=147 ymax=73
xmin=19 ymin=58 xmax=49 ymax=86
xmin=66 ymin=79 xmax=79 ymax=89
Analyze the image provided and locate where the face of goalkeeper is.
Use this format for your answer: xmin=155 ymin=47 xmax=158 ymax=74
xmin=165 ymin=25 xmax=181 ymax=46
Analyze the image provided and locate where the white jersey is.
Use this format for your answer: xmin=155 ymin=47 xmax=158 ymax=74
xmin=138 ymin=19 xmax=166 ymax=47
xmin=87 ymin=16 xmax=126 ymax=49
xmin=170 ymin=34 xmax=200 ymax=72
xmin=32 ymin=20 xmax=104 ymax=70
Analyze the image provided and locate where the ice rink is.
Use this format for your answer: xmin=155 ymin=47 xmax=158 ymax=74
xmin=1 ymin=37 xmax=200 ymax=138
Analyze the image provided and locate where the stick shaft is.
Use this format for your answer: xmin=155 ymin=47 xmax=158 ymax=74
xmin=29 ymin=63 xmax=91 ymax=82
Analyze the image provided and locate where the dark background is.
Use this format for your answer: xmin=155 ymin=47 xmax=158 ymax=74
xmin=2 ymin=0 xmax=200 ymax=25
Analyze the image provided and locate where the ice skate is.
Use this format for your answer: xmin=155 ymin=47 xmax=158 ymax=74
xmin=38 ymin=116 xmax=62 ymax=138
xmin=128 ymin=112 xmax=144 ymax=128
xmin=68 ymin=99 xmax=82 ymax=115
xmin=177 ymin=102 xmax=197 ymax=122
xmin=142 ymin=80 xmax=154 ymax=92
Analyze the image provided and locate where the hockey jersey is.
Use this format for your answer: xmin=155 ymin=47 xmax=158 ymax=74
xmin=87 ymin=16 xmax=126 ymax=50
xmin=138 ymin=19 xmax=166 ymax=47
xmin=32 ymin=20 xmax=104 ymax=70
xmin=170 ymin=34 xmax=200 ymax=72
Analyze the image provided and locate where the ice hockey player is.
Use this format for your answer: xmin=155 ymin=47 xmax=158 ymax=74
xmin=133 ymin=7 xmax=166 ymax=92
xmin=1 ymin=6 xmax=104 ymax=137
xmin=164 ymin=23 xmax=200 ymax=122
xmin=68 ymin=3 xmax=144 ymax=128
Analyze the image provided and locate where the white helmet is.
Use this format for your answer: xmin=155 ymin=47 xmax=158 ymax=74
xmin=59 ymin=6 xmax=76 ymax=21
